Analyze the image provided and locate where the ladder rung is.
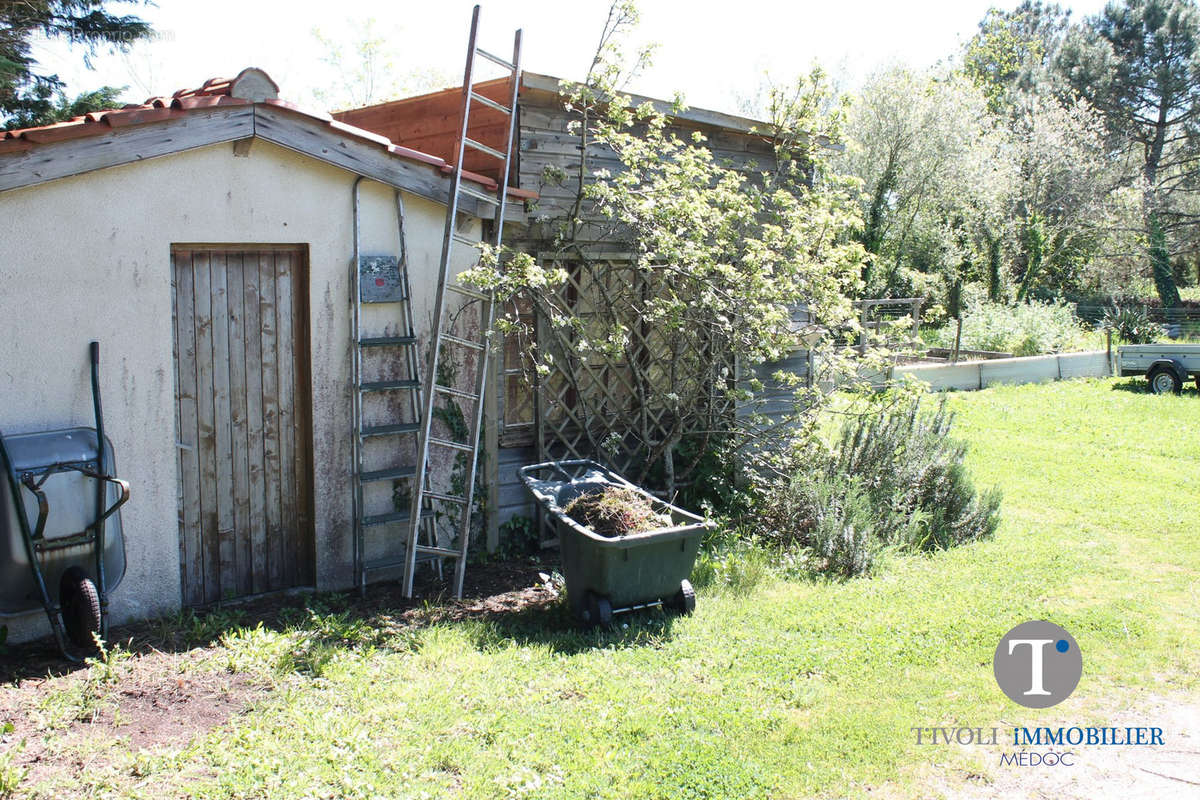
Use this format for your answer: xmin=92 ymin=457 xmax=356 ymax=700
xmin=359 ymin=379 xmax=420 ymax=392
xmin=452 ymin=232 xmax=479 ymax=246
xmin=459 ymin=184 xmax=500 ymax=205
xmin=463 ymin=136 xmax=506 ymax=161
xmin=359 ymin=336 xmax=416 ymax=347
xmin=425 ymin=490 xmax=468 ymax=505
xmin=470 ymin=92 xmax=511 ymax=115
xmin=428 ymin=436 xmax=474 ymax=453
xmin=415 ymin=544 xmax=463 ymax=559
xmin=447 ymin=283 xmax=490 ymax=301
xmin=361 ymin=423 xmax=420 ymax=438
xmin=475 ymin=47 xmax=514 ymax=70
xmin=442 ymin=333 xmax=485 ymax=351
xmin=365 ymin=552 xmax=438 ymax=572
xmin=362 ymin=508 xmax=434 ymax=527
xmin=434 ymin=384 xmax=480 ymax=402
xmin=359 ymin=466 xmax=416 ymax=483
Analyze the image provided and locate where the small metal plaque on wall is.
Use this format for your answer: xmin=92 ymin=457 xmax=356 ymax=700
xmin=359 ymin=256 xmax=406 ymax=303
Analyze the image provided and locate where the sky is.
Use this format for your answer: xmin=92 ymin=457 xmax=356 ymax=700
xmin=28 ymin=0 xmax=1113 ymax=118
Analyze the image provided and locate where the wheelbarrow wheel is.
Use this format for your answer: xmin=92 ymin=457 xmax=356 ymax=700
xmin=671 ymin=580 xmax=696 ymax=615
xmin=60 ymin=567 xmax=101 ymax=650
xmin=585 ymin=592 xmax=613 ymax=628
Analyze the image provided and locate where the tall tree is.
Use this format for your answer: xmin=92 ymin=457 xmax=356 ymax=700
xmin=964 ymin=1 xmax=1073 ymax=114
xmin=463 ymin=1 xmax=865 ymax=495
xmin=1008 ymin=95 xmax=1122 ymax=299
xmin=842 ymin=67 xmax=1011 ymax=301
xmin=1058 ymin=0 xmax=1200 ymax=307
xmin=1 ymin=1 xmax=151 ymax=128
xmin=310 ymin=18 xmax=450 ymax=111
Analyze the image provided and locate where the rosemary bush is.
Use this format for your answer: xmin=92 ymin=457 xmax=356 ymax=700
xmin=757 ymin=397 xmax=1001 ymax=576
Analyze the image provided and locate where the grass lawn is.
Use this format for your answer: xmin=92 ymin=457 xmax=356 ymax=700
xmin=3 ymin=378 xmax=1199 ymax=799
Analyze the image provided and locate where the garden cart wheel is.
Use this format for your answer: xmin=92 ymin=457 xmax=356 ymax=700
xmin=60 ymin=567 xmax=101 ymax=649
xmin=1149 ymin=367 xmax=1182 ymax=395
xmin=585 ymin=591 xmax=613 ymax=627
xmin=671 ymin=579 xmax=696 ymax=615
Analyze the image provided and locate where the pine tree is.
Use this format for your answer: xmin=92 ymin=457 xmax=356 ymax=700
xmin=1 ymin=1 xmax=151 ymax=128
xmin=1058 ymin=0 xmax=1200 ymax=308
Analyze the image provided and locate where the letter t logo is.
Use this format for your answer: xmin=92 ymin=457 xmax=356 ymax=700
xmin=1009 ymin=639 xmax=1054 ymax=695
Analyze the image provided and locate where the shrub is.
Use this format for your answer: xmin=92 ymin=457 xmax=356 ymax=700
xmin=691 ymin=531 xmax=776 ymax=596
xmin=932 ymin=300 xmax=1092 ymax=354
xmin=1102 ymin=304 xmax=1159 ymax=344
xmin=800 ymin=476 xmax=878 ymax=578
xmin=757 ymin=397 xmax=1001 ymax=577
xmin=830 ymin=397 xmax=1001 ymax=550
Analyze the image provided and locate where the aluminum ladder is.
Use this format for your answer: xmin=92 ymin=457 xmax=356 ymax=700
xmin=401 ymin=5 xmax=522 ymax=598
xmin=351 ymin=181 xmax=439 ymax=593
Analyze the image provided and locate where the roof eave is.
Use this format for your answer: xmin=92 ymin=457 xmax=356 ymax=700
xmin=0 ymin=105 xmax=528 ymax=222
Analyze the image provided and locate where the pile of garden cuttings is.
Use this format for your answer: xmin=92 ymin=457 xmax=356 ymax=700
xmin=563 ymin=486 xmax=671 ymax=537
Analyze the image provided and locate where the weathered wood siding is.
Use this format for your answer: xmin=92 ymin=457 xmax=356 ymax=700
xmin=516 ymin=94 xmax=778 ymax=233
xmin=496 ymin=445 xmax=537 ymax=526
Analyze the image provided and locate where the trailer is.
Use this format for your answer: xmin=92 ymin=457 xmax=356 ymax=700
xmin=1116 ymin=343 xmax=1200 ymax=394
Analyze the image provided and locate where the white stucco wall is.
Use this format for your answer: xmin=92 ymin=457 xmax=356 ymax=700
xmin=0 ymin=139 xmax=480 ymax=642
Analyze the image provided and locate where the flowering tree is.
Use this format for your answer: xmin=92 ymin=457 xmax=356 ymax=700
xmin=463 ymin=2 xmax=866 ymax=497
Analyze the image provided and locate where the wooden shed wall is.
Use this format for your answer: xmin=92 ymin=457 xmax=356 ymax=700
xmin=515 ymin=92 xmax=778 ymax=232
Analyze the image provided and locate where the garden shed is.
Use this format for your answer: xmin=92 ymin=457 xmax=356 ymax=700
xmin=0 ymin=68 xmax=525 ymax=642
xmin=337 ymin=72 xmax=807 ymax=536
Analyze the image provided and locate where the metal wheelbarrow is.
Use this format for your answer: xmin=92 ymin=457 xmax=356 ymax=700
xmin=0 ymin=342 xmax=129 ymax=659
xmin=520 ymin=459 xmax=712 ymax=626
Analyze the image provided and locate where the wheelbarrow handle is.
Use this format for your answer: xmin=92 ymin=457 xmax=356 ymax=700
xmin=91 ymin=474 xmax=130 ymax=528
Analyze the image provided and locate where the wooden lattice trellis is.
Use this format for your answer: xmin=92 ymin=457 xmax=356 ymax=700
xmin=532 ymin=256 xmax=737 ymax=494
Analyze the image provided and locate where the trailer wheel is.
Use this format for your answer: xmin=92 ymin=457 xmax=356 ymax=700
xmin=585 ymin=592 xmax=613 ymax=628
xmin=1148 ymin=367 xmax=1182 ymax=395
xmin=671 ymin=580 xmax=697 ymax=615
xmin=60 ymin=567 xmax=101 ymax=650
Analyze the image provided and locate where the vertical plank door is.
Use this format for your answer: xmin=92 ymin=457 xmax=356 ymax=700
xmin=172 ymin=246 xmax=313 ymax=605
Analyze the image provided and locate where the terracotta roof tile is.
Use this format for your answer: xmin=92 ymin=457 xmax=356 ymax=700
xmin=174 ymin=95 xmax=250 ymax=110
xmin=387 ymin=143 xmax=445 ymax=167
xmin=0 ymin=66 xmax=537 ymax=203
xmin=101 ymin=107 xmax=180 ymax=127
xmin=0 ymin=138 xmax=33 ymax=154
xmin=329 ymin=119 xmax=393 ymax=147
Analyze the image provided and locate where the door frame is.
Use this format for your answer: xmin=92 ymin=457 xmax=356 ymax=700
xmin=170 ymin=243 xmax=315 ymax=605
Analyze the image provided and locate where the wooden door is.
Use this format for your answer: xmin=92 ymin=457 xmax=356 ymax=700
xmin=171 ymin=246 xmax=313 ymax=605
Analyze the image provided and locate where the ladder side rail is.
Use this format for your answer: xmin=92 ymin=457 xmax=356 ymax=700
xmin=350 ymin=176 xmax=367 ymax=593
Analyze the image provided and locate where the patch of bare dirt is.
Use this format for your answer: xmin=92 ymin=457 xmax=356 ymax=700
xmin=0 ymin=559 xmax=559 ymax=683
xmin=0 ymin=560 xmax=559 ymax=792
xmin=0 ymin=648 xmax=263 ymax=791
xmin=0 ymin=559 xmax=560 ymax=790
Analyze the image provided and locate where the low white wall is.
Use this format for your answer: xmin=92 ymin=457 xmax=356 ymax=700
xmin=893 ymin=351 xmax=1111 ymax=391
